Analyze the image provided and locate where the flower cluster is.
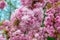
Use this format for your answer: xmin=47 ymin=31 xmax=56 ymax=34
xmin=20 ymin=0 xmax=47 ymax=8
xmin=0 ymin=0 xmax=60 ymax=40
xmin=0 ymin=0 xmax=7 ymax=9
xmin=8 ymin=4 xmax=46 ymax=40
xmin=44 ymin=0 xmax=60 ymax=39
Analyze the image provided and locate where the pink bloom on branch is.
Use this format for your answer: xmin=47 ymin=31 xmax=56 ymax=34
xmin=20 ymin=0 xmax=47 ymax=8
xmin=0 ymin=0 xmax=7 ymax=9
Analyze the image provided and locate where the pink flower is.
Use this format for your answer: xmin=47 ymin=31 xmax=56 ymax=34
xmin=1 ymin=0 xmax=60 ymax=39
xmin=0 ymin=0 xmax=6 ymax=9
xmin=44 ymin=3 xmax=60 ymax=38
xmin=20 ymin=0 xmax=32 ymax=7
xmin=0 ymin=36 xmax=5 ymax=40
xmin=2 ymin=20 xmax=10 ymax=26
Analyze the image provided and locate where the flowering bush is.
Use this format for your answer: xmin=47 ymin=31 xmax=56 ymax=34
xmin=0 ymin=0 xmax=60 ymax=40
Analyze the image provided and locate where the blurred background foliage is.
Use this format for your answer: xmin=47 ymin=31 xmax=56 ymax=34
xmin=0 ymin=0 xmax=21 ymax=21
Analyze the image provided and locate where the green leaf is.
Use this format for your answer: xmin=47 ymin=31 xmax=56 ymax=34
xmin=47 ymin=37 xmax=55 ymax=40
xmin=0 ymin=22 xmax=3 ymax=26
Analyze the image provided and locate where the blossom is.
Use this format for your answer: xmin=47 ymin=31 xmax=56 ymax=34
xmin=44 ymin=2 xmax=60 ymax=38
xmin=0 ymin=0 xmax=7 ymax=9
xmin=20 ymin=0 xmax=32 ymax=7
xmin=0 ymin=36 xmax=5 ymax=40
xmin=8 ymin=0 xmax=45 ymax=39
xmin=1 ymin=0 xmax=60 ymax=40
xmin=20 ymin=0 xmax=47 ymax=8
